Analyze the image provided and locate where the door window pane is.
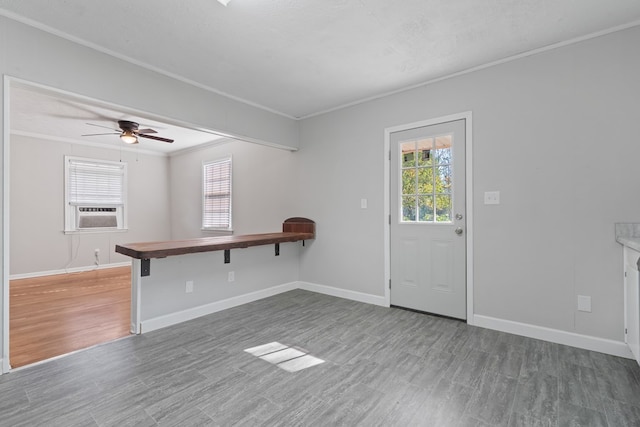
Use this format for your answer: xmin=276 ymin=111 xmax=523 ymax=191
xmin=417 ymin=167 xmax=434 ymax=194
xmin=402 ymin=196 xmax=417 ymax=221
xmin=436 ymin=165 xmax=452 ymax=194
xmin=418 ymin=196 xmax=434 ymax=221
xmin=401 ymin=141 xmax=416 ymax=168
xmin=434 ymin=136 xmax=452 ymax=164
xmin=398 ymin=133 xmax=454 ymax=223
xmin=436 ymin=195 xmax=452 ymax=222
xmin=402 ymin=169 xmax=416 ymax=195
xmin=417 ymin=138 xmax=434 ymax=167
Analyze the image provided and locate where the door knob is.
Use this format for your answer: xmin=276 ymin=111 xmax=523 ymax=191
xmin=455 ymin=227 xmax=463 ymax=235
xmin=455 ymin=213 xmax=463 ymax=220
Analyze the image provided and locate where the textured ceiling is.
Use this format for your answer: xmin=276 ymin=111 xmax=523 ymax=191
xmin=2 ymin=0 xmax=640 ymax=119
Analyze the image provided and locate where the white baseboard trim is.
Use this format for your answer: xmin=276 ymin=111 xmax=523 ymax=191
xmin=140 ymin=281 xmax=299 ymax=333
xmin=473 ymin=314 xmax=634 ymax=359
xmin=9 ymin=262 xmax=130 ymax=280
xmin=297 ymin=281 xmax=387 ymax=307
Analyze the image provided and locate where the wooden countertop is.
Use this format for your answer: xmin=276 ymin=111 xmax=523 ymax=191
xmin=115 ymin=231 xmax=314 ymax=260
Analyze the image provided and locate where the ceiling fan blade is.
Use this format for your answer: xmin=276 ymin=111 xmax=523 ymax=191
xmin=86 ymin=122 xmax=119 ymax=132
xmin=82 ymin=132 xmax=119 ymax=136
xmin=136 ymin=128 xmax=158 ymax=134
xmin=139 ymin=134 xmax=174 ymax=143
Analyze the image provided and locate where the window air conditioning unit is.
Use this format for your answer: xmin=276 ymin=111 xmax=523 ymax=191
xmin=77 ymin=206 xmax=119 ymax=229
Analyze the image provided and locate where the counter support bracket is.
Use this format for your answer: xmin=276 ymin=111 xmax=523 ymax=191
xmin=275 ymin=243 xmax=280 ymax=256
xmin=141 ymin=259 xmax=150 ymax=277
xmin=224 ymin=249 xmax=231 ymax=264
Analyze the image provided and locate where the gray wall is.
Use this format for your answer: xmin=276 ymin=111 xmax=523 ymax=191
xmin=9 ymin=136 xmax=301 ymax=274
xmin=169 ymin=140 xmax=299 ymax=239
xmin=10 ymin=135 xmax=171 ymax=275
xmin=297 ymin=26 xmax=640 ymax=342
xmin=0 ymin=16 xmax=299 ymax=370
xmin=140 ymin=244 xmax=300 ymax=323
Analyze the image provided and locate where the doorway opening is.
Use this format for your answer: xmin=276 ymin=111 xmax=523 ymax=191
xmin=2 ymin=78 xmax=227 ymax=371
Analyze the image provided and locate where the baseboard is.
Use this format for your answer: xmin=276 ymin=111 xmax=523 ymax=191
xmin=10 ymin=266 xmax=628 ymax=360
xmin=140 ymin=281 xmax=299 ymax=333
xmin=9 ymin=262 xmax=130 ymax=280
xmin=297 ymin=281 xmax=387 ymax=307
xmin=473 ymin=314 xmax=634 ymax=359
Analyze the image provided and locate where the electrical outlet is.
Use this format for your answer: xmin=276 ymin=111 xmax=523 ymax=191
xmin=185 ymin=280 xmax=194 ymax=293
xmin=228 ymin=271 xmax=235 ymax=282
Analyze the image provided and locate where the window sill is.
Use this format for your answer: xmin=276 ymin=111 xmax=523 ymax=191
xmin=63 ymin=228 xmax=129 ymax=235
xmin=202 ymin=228 xmax=234 ymax=234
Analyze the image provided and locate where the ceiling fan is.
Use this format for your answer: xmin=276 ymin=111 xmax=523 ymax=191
xmin=82 ymin=120 xmax=174 ymax=144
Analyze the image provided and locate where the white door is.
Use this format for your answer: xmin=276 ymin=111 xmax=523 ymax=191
xmin=390 ymin=119 xmax=466 ymax=319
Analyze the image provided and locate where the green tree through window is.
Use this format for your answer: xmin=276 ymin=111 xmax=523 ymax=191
xmin=400 ymin=136 xmax=452 ymax=222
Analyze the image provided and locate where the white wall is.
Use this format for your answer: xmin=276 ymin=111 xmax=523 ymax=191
xmin=169 ymin=140 xmax=299 ymax=239
xmin=10 ymin=135 xmax=171 ymax=275
xmin=297 ymin=26 xmax=640 ymax=343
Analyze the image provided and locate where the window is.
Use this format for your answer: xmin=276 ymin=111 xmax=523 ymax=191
xmin=202 ymin=156 xmax=232 ymax=230
xmin=400 ymin=135 xmax=453 ymax=223
xmin=64 ymin=156 xmax=127 ymax=232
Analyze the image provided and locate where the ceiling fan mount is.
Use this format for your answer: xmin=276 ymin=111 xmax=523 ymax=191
xmin=118 ymin=120 xmax=139 ymax=132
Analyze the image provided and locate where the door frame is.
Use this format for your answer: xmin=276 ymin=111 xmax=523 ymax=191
xmin=383 ymin=111 xmax=474 ymax=324
xmin=2 ymin=76 xmax=10 ymax=373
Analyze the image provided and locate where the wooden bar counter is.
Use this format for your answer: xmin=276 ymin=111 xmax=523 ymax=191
xmin=115 ymin=217 xmax=315 ymax=275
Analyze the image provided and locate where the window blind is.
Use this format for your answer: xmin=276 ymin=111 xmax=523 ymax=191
xmin=68 ymin=158 xmax=125 ymax=206
xmin=203 ymin=157 xmax=232 ymax=229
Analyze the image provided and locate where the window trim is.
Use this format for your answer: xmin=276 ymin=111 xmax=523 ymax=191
xmin=64 ymin=155 xmax=128 ymax=234
xmin=202 ymin=155 xmax=233 ymax=232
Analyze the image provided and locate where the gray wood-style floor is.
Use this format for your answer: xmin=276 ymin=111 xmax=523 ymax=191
xmin=1 ymin=289 xmax=640 ymax=426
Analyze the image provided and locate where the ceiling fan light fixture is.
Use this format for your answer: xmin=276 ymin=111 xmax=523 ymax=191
xmin=120 ymin=130 xmax=138 ymax=144
xmin=217 ymin=0 xmax=231 ymax=5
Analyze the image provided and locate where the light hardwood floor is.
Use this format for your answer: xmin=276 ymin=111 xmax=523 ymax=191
xmin=9 ymin=266 xmax=131 ymax=368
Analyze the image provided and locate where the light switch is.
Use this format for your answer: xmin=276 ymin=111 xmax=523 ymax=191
xmin=484 ymin=191 xmax=500 ymax=205
xmin=577 ymin=295 xmax=592 ymax=312
xmin=360 ymin=198 xmax=368 ymax=209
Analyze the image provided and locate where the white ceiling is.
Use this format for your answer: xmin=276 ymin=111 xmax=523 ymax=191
xmin=3 ymin=0 xmax=640 ymax=148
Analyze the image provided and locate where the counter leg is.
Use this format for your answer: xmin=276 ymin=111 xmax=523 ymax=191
xmin=130 ymin=259 xmax=142 ymax=334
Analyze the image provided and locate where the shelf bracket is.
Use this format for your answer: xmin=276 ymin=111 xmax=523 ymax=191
xmin=275 ymin=243 xmax=280 ymax=256
xmin=141 ymin=259 xmax=151 ymax=277
xmin=224 ymin=249 xmax=231 ymax=264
